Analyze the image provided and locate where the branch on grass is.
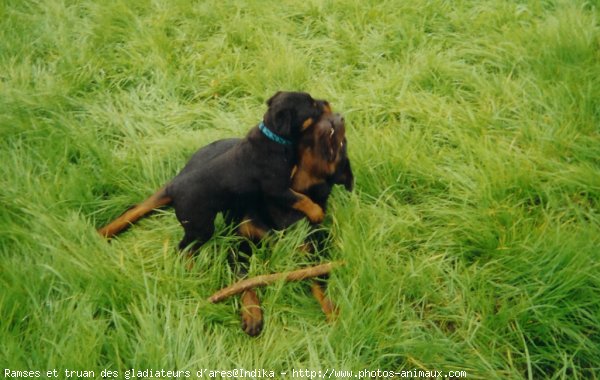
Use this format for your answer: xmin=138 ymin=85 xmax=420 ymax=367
xmin=208 ymin=261 xmax=345 ymax=303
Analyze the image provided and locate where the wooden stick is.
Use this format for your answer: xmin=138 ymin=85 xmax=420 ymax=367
xmin=208 ymin=261 xmax=344 ymax=303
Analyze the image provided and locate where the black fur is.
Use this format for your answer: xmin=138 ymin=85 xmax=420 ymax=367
xmin=164 ymin=91 xmax=328 ymax=251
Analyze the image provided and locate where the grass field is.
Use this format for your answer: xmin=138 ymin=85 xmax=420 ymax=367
xmin=1 ymin=0 xmax=599 ymax=378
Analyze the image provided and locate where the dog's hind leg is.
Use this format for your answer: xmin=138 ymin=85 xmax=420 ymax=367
xmin=178 ymin=224 xmax=214 ymax=253
xmin=176 ymin=208 xmax=218 ymax=253
xmin=98 ymin=187 xmax=172 ymax=238
xmin=240 ymin=288 xmax=263 ymax=337
xmin=311 ymin=280 xmax=338 ymax=323
xmin=302 ymin=231 xmax=338 ymax=322
xmin=233 ymin=218 xmax=268 ymax=337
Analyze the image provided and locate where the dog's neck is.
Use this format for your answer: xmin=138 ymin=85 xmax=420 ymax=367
xmin=258 ymin=121 xmax=292 ymax=146
xmin=247 ymin=125 xmax=296 ymax=166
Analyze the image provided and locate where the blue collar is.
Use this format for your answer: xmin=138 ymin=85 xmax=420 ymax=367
xmin=258 ymin=121 xmax=292 ymax=145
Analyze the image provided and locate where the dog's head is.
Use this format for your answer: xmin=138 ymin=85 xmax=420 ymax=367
xmin=263 ymin=91 xmax=332 ymax=141
xmin=293 ymin=112 xmax=354 ymax=192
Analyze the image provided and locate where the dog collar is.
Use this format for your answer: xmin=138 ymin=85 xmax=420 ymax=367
xmin=259 ymin=121 xmax=292 ymax=146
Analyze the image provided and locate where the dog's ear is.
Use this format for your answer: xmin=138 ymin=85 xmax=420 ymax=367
xmin=272 ymin=108 xmax=293 ymax=137
xmin=266 ymin=91 xmax=283 ymax=106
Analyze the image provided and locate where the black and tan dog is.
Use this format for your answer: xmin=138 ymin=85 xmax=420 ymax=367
xmin=98 ymin=91 xmax=330 ymax=251
xmin=97 ymin=95 xmax=352 ymax=336
xmin=227 ymin=112 xmax=353 ymax=336
xmin=179 ymin=113 xmax=353 ymax=335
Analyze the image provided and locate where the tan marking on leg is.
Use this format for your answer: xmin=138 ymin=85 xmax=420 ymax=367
xmin=97 ymin=187 xmax=171 ymax=238
xmin=182 ymin=251 xmax=195 ymax=271
xmin=291 ymin=190 xmax=324 ymax=223
xmin=311 ymin=281 xmax=338 ymax=323
xmin=238 ymin=218 xmax=268 ymax=240
xmin=297 ymin=242 xmax=314 ymax=254
xmin=240 ymin=289 xmax=263 ymax=337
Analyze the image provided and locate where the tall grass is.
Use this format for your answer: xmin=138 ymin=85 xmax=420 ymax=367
xmin=1 ymin=0 xmax=599 ymax=378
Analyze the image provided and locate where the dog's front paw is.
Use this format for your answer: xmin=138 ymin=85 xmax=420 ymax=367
xmin=306 ymin=204 xmax=325 ymax=224
xmin=240 ymin=289 xmax=263 ymax=337
xmin=291 ymin=193 xmax=325 ymax=224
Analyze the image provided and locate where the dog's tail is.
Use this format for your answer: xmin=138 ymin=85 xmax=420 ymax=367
xmin=98 ymin=186 xmax=172 ymax=238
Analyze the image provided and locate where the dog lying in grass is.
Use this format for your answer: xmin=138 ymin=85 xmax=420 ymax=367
xmin=185 ymin=113 xmax=353 ymax=336
xmin=98 ymin=91 xmax=331 ymax=250
xmin=98 ymin=95 xmax=352 ymax=336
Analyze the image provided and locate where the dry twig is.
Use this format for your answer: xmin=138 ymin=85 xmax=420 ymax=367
xmin=208 ymin=261 xmax=344 ymax=303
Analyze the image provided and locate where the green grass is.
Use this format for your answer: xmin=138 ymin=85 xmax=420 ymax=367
xmin=1 ymin=0 xmax=599 ymax=378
